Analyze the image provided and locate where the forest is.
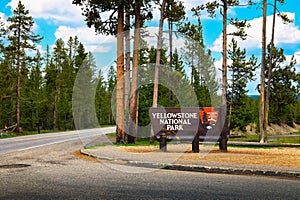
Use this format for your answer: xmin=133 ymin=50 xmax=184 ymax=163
xmin=0 ymin=0 xmax=299 ymax=144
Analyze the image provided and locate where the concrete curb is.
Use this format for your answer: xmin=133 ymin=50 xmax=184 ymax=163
xmin=80 ymin=149 xmax=300 ymax=179
xmin=162 ymin=164 xmax=300 ymax=179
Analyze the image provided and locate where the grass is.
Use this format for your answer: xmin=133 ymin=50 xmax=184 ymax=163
xmin=229 ymin=134 xmax=260 ymax=142
xmin=106 ymin=133 xmax=117 ymax=137
xmin=83 ymin=132 xmax=299 ymax=150
xmin=106 ymin=131 xmax=300 ymax=147
xmin=229 ymin=133 xmax=300 ymax=144
xmin=268 ymin=137 xmax=300 ymax=144
xmin=0 ymin=134 xmax=10 ymax=139
xmin=113 ymin=137 xmax=159 ymax=146
xmin=105 ymin=132 xmax=160 ymax=146
xmin=159 ymin=164 xmax=169 ymax=169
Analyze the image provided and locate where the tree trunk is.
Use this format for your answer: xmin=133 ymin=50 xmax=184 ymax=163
xmin=191 ymin=54 xmax=194 ymax=86
xmin=124 ymin=11 xmax=130 ymax=111
xmin=222 ymin=2 xmax=227 ymax=106
xmin=153 ymin=0 xmax=167 ymax=108
xmin=128 ymin=0 xmax=141 ymax=144
xmin=116 ymin=5 xmax=125 ymax=143
xmin=151 ymin=0 xmax=167 ymax=142
xmin=265 ymin=0 xmax=277 ymax=137
xmin=168 ymin=18 xmax=173 ymax=106
xmin=53 ymin=95 xmax=57 ymax=129
xmin=124 ymin=9 xmax=131 ymax=142
xmin=16 ymin=51 xmax=21 ymax=133
xmin=228 ymin=68 xmax=234 ymax=128
xmin=260 ymin=0 xmax=267 ymax=143
xmin=15 ymin=27 xmax=21 ymax=133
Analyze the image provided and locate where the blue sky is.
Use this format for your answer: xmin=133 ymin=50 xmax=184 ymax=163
xmin=0 ymin=0 xmax=299 ymax=95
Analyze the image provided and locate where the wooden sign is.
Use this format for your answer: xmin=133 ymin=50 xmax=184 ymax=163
xmin=149 ymin=107 xmax=200 ymax=135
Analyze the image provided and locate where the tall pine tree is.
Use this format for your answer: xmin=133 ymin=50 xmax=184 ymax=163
xmin=227 ymin=38 xmax=258 ymax=130
xmin=6 ymin=1 xmax=42 ymax=132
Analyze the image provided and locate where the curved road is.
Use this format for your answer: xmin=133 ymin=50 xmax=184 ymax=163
xmin=0 ymin=128 xmax=299 ymax=199
xmin=0 ymin=127 xmax=115 ymax=153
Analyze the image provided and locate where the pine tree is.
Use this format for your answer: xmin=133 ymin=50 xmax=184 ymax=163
xmin=95 ymin=70 xmax=109 ymax=125
xmin=259 ymin=0 xmax=267 ymax=143
xmin=107 ymin=66 xmax=117 ymax=124
xmin=44 ymin=57 xmax=58 ymax=129
xmin=172 ymin=48 xmax=185 ymax=76
xmin=52 ymin=39 xmax=67 ymax=129
xmin=267 ymin=47 xmax=298 ymax=126
xmin=73 ymin=0 xmax=126 ymax=143
xmin=227 ymin=38 xmax=258 ymax=130
xmin=265 ymin=0 xmax=292 ymax=140
xmin=6 ymin=0 xmax=43 ymax=132
xmin=0 ymin=18 xmax=5 ymax=55
xmin=27 ymin=50 xmax=44 ymax=130
xmin=178 ymin=17 xmax=218 ymax=107
xmin=73 ymin=52 xmax=97 ymax=129
xmin=59 ymin=38 xmax=82 ymax=130
xmin=128 ymin=0 xmax=142 ymax=143
xmin=165 ymin=0 xmax=185 ymax=106
xmin=152 ymin=0 xmax=167 ymax=110
xmin=0 ymin=53 xmax=15 ymax=128
xmin=193 ymin=0 xmax=251 ymax=106
xmin=0 ymin=19 xmax=12 ymax=127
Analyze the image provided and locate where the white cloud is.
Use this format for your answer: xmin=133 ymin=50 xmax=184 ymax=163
xmin=36 ymin=44 xmax=44 ymax=54
xmin=55 ymin=26 xmax=96 ymax=43
xmin=211 ymin=12 xmax=300 ymax=52
xmin=0 ymin=12 xmax=5 ymax=21
xmin=294 ymin=51 xmax=300 ymax=64
xmin=0 ymin=12 xmax=7 ymax=26
xmin=93 ymin=45 xmax=113 ymax=53
xmin=182 ymin=0 xmax=215 ymax=20
xmin=182 ymin=0 xmax=258 ymax=21
xmin=182 ymin=0 xmax=205 ymax=11
xmin=54 ymin=25 xmax=116 ymax=52
xmin=7 ymin=0 xmax=85 ymax=25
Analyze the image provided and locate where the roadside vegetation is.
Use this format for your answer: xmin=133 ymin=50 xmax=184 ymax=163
xmin=229 ymin=134 xmax=300 ymax=144
xmin=0 ymin=1 xmax=299 ymax=144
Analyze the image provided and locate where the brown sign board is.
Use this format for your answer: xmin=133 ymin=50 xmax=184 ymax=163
xmin=149 ymin=107 xmax=201 ymax=135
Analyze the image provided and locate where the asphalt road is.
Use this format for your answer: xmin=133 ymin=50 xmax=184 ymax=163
xmin=0 ymin=127 xmax=115 ymax=153
xmin=0 ymin=129 xmax=299 ymax=199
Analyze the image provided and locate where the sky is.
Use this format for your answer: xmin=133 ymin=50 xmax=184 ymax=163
xmin=0 ymin=0 xmax=299 ymax=95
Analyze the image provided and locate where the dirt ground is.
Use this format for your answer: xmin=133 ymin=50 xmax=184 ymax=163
xmin=119 ymin=146 xmax=300 ymax=168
